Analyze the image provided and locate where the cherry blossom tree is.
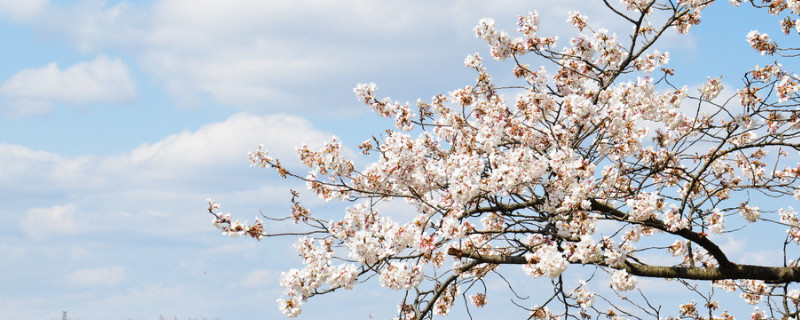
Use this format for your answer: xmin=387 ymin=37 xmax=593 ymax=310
xmin=208 ymin=0 xmax=800 ymax=318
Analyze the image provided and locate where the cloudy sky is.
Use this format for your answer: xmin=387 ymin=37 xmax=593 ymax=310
xmin=0 ymin=1 xmax=791 ymax=319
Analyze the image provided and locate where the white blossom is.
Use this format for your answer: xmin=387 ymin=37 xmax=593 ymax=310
xmin=610 ymin=269 xmax=637 ymax=291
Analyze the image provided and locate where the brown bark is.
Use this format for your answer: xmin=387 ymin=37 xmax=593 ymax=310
xmin=447 ymin=248 xmax=800 ymax=282
xmin=589 ymin=199 xmax=734 ymax=268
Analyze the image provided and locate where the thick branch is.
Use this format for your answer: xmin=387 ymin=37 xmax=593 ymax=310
xmin=459 ymin=198 xmax=734 ymax=268
xmin=447 ymin=248 xmax=800 ymax=282
xmin=622 ymin=262 xmax=800 ymax=282
xmin=463 ymin=198 xmax=542 ymax=217
xmin=589 ymin=199 xmax=734 ymax=268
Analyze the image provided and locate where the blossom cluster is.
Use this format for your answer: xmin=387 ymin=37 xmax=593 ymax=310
xmin=277 ymin=237 xmax=359 ymax=317
xmin=208 ymin=199 xmax=264 ymax=240
xmin=474 ymin=12 xmax=558 ymax=61
xmin=780 ymin=207 xmax=800 ymax=243
xmin=699 ymin=76 xmax=723 ymax=99
xmin=610 ymin=269 xmax=637 ymax=291
xmin=522 ymin=241 xmax=568 ymax=278
xmin=569 ymin=280 xmax=595 ymax=310
xmin=746 ymin=30 xmax=777 ymax=55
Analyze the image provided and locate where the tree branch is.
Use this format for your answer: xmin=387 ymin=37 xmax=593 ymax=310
xmin=447 ymin=248 xmax=800 ymax=282
xmin=589 ymin=199 xmax=734 ymax=268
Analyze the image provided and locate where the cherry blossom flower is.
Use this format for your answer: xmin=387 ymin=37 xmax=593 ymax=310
xmin=567 ymin=11 xmax=588 ymax=31
xmin=739 ymin=205 xmax=760 ymax=223
xmin=380 ymin=262 xmax=423 ymax=290
xmin=699 ymin=76 xmax=723 ymax=99
xmin=470 ymin=293 xmax=487 ymax=308
xmin=610 ymin=269 xmax=637 ymax=291
xmin=570 ymin=281 xmax=595 ymax=310
xmin=746 ymin=30 xmax=777 ymax=55
xmin=705 ymin=208 xmax=725 ymax=234
xmin=741 ymin=280 xmax=768 ymax=304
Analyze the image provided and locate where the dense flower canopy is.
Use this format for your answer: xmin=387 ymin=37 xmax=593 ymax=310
xmin=209 ymin=0 xmax=800 ymax=318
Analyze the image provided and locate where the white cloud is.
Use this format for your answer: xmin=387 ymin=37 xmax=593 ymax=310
xmin=0 ymin=111 xmax=338 ymax=316
xmin=0 ymin=0 xmax=46 ymax=22
xmin=241 ymin=269 xmax=275 ymax=288
xmin=123 ymin=112 xmax=328 ymax=171
xmin=4 ymin=113 xmax=333 ymax=238
xmin=10 ymin=0 xmax=637 ymax=112
xmin=0 ymin=55 xmax=137 ymax=115
xmin=0 ymin=142 xmax=102 ymax=197
xmin=719 ymin=234 xmax=783 ymax=266
xmin=19 ymin=203 xmax=81 ymax=239
xmin=69 ymin=265 xmax=125 ymax=287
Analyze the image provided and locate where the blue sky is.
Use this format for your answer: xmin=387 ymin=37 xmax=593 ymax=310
xmin=0 ymin=1 xmax=793 ymax=319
